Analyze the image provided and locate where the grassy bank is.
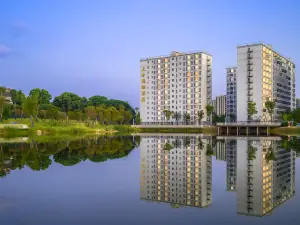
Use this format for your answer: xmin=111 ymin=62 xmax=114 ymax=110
xmin=137 ymin=126 xmax=217 ymax=134
xmin=271 ymin=127 xmax=300 ymax=136
xmin=0 ymin=119 xmax=138 ymax=138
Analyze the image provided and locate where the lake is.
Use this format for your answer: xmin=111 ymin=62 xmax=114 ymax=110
xmin=1 ymin=134 xmax=300 ymax=225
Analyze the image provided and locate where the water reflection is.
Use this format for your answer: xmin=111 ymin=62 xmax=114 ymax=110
xmin=140 ymin=135 xmax=212 ymax=208
xmin=0 ymin=136 xmax=139 ymax=178
xmin=140 ymin=135 xmax=297 ymax=217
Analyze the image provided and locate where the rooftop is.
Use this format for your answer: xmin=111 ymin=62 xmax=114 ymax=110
xmin=140 ymin=50 xmax=212 ymax=61
xmin=237 ymin=42 xmax=294 ymax=64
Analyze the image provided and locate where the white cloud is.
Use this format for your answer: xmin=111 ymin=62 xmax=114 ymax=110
xmin=0 ymin=45 xmax=11 ymax=57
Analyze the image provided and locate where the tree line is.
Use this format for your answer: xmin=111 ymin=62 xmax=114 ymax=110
xmin=0 ymin=87 xmax=137 ymax=125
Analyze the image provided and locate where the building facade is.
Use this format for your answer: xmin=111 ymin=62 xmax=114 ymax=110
xmin=140 ymin=135 xmax=212 ymax=208
xmin=215 ymin=140 xmax=226 ymax=161
xmin=140 ymin=51 xmax=212 ymax=124
xmin=226 ymin=67 xmax=237 ymax=121
xmin=0 ymin=88 xmax=13 ymax=104
xmin=214 ymin=95 xmax=226 ymax=116
xmin=226 ymin=139 xmax=237 ymax=191
xmin=236 ymin=44 xmax=296 ymax=121
xmin=236 ymin=137 xmax=295 ymax=216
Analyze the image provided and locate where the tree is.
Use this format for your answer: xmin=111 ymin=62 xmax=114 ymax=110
xmin=29 ymin=88 xmax=52 ymax=105
xmin=68 ymin=111 xmax=82 ymax=121
xmin=292 ymin=109 xmax=300 ymax=123
xmin=183 ymin=112 xmax=191 ymax=125
xmin=197 ymin=110 xmax=204 ymax=125
xmin=95 ymin=105 xmax=105 ymax=124
xmin=212 ymin=114 xmax=226 ymax=124
xmin=163 ymin=141 xmax=173 ymax=151
xmin=117 ymin=105 xmax=133 ymax=124
xmin=22 ymin=94 xmax=39 ymax=127
xmin=172 ymin=112 xmax=181 ymax=125
xmin=3 ymin=104 xmax=12 ymax=120
xmin=163 ymin=110 xmax=173 ymax=123
xmin=88 ymin=95 xmax=108 ymax=107
xmin=85 ymin=106 xmax=97 ymax=121
xmin=265 ymin=100 xmax=276 ymax=121
xmin=53 ymin=92 xmax=82 ymax=112
xmin=248 ymin=101 xmax=257 ymax=121
xmin=265 ymin=147 xmax=275 ymax=162
xmin=247 ymin=144 xmax=257 ymax=160
xmin=135 ymin=112 xmax=142 ymax=125
xmin=10 ymin=89 xmax=26 ymax=106
xmin=206 ymin=144 xmax=214 ymax=156
xmin=229 ymin=114 xmax=236 ymax=122
xmin=206 ymin=104 xmax=214 ymax=124
xmin=0 ymin=87 xmax=6 ymax=121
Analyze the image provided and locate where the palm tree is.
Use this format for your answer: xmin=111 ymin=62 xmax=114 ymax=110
xmin=172 ymin=111 xmax=181 ymax=125
xmin=197 ymin=110 xmax=204 ymax=125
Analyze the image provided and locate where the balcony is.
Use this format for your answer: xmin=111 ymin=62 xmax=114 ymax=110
xmin=248 ymin=79 xmax=253 ymax=83
xmin=248 ymin=91 xmax=253 ymax=96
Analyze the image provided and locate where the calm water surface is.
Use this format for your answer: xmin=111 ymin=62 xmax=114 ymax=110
xmin=0 ymin=135 xmax=300 ymax=225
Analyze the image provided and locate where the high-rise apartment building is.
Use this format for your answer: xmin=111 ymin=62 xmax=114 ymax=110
xmin=236 ymin=138 xmax=295 ymax=216
xmin=237 ymin=44 xmax=296 ymax=121
xmin=214 ymin=95 xmax=226 ymax=116
xmin=140 ymin=51 xmax=212 ymax=124
xmin=140 ymin=135 xmax=212 ymax=208
xmin=215 ymin=140 xmax=226 ymax=161
xmin=226 ymin=67 xmax=237 ymax=121
xmin=296 ymin=98 xmax=300 ymax=109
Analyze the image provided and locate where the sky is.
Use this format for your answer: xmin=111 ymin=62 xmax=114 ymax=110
xmin=0 ymin=0 xmax=299 ymax=108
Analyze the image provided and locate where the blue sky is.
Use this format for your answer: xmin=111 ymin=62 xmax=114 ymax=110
xmin=0 ymin=0 xmax=299 ymax=108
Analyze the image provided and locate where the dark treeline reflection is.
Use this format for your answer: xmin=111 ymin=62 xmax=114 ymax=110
xmin=0 ymin=136 xmax=140 ymax=177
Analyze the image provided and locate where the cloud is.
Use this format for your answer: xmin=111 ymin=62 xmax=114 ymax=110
xmin=0 ymin=45 xmax=11 ymax=57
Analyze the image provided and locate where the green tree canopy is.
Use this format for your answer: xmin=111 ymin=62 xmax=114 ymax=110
xmin=29 ymin=88 xmax=52 ymax=105
xmin=52 ymin=92 xmax=82 ymax=112
xmin=10 ymin=89 xmax=26 ymax=106
xmin=88 ymin=95 xmax=108 ymax=106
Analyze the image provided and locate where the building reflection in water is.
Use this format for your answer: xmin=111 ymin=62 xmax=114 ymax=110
xmin=140 ymin=135 xmax=296 ymax=216
xmin=140 ymin=135 xmax=212 ymax=208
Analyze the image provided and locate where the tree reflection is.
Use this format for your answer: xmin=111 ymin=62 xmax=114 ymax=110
xmin=0 ymin=136 xmax=137 ymax=178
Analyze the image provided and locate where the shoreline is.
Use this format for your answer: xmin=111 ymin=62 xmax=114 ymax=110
xmin=2 ymin=123 xmax=300 ymax=138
